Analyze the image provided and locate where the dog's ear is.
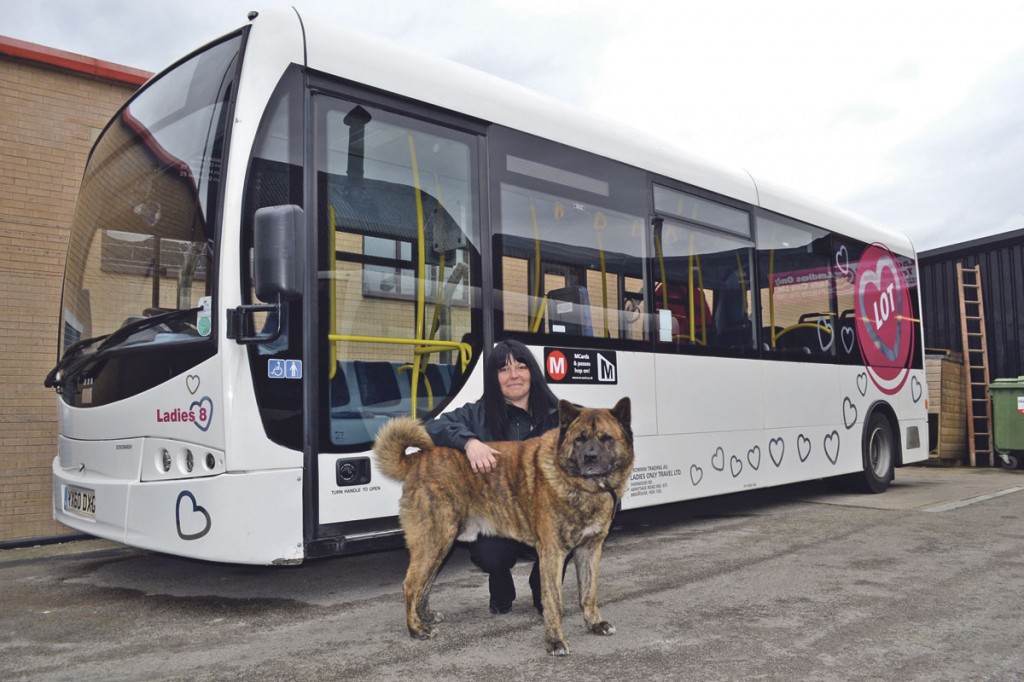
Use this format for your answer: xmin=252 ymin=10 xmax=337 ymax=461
xmin=609 ymin=397 xmax=633 ymax=445
xmin=612 ymin=397 xmax=631 ymax=430
xmin=558 ymin=400 xmax=581 ymax=449
xmin=558 ymin=399 xmax=580 ymax=429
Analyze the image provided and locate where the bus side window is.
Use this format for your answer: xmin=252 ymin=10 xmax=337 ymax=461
xmin=495 ymin=183 xmax=644 ymax=341
xmin=756 ymin=215 xmax=835 ymax=357
xmin=653 ymin=216 xmax=756 ymax=351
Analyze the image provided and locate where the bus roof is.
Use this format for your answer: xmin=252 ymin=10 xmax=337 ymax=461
xmin=248 ymin=8 xmax=915 ymax=256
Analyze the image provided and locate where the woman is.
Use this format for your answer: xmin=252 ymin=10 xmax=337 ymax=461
xmin=425 ymin=339 xmax=560 ymax=615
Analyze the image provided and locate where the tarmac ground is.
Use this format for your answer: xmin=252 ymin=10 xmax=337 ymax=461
xmin=2 ymin=466 xmax=1023 ymax=681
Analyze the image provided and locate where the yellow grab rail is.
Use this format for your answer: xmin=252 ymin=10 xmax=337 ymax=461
xmin=528 ymin=201 xmax=543 ymax=332
xmin=397 ymin=363 xmax=434 ymax=410
xmin=404 ymin=134 xmax=430 ymax=413
xmin=654 ymin=223 xmax=669 ymax=310
xmin=327 ymin=205 xmax=338 ymax=380
xmin=327 ymin=334 xmax=472 ymax=373
xmin=690 ymin=232 xmax=706 ymax=345
xmin=593 ymin=211 xmax=610 ymax=338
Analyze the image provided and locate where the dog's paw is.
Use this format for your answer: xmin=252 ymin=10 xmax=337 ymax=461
xmin=409 ymin=625 xmax=438 ymax=640
xmin=589 ymin=620 xmax=616 ymax=636
xmin=546 ymin=639 xmax=570 ymax=656
xmin=423 ymin=610 xmax=445 ymax=625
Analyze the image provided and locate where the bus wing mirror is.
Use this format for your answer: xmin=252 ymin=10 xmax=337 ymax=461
xmin=254 ymin=205 xmax=305 ymax=302
xmin=228 ymin=205 xmax=304 ymax=344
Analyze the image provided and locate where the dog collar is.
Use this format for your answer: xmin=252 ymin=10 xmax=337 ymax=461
xmin=606 ymin=487 xmax=619 ymax=522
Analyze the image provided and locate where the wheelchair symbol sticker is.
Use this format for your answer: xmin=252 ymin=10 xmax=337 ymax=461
xmin=268 ymin=359 xmax=302 ymax=380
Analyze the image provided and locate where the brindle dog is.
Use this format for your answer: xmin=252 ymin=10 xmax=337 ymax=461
xmin=374 ymin=398 xmax=634 ymax=655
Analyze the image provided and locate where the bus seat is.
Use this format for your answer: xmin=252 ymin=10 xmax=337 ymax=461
xmin=329 ymin=362 xmax=352 ymax=407
xmin=654 ymin=282 xmax=712 ymax=343
xmin=773 ymin=325 xmax=824 ymax=355
xmin=396 ymin=363 xmax=453 ymax=414
xmin=712 ymin=284 xmax=752 ymax=348
xmin=424 ymin=363 xmax=453 ymax=397
xmin=716 ymin=318 xmax=752 ymax=348
xmin=547 ymin=286 xmax=593 ymax=336
xmin=353 ymin=361 xmax=402 ymax=408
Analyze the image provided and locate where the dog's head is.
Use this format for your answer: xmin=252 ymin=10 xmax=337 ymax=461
xmin=557 ymin=398 xmax=633 ymax=482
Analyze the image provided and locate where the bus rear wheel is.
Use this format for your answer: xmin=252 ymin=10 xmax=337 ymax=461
xmin=858 ymin=411 xmax=896 ymax=494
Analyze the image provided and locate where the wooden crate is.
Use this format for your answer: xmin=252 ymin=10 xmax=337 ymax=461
xmin=926 ymin=351 xmax=966 ymax=461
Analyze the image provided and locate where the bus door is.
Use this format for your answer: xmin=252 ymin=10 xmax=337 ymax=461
xmin=308 ymin=90 xmax=483 ymax=547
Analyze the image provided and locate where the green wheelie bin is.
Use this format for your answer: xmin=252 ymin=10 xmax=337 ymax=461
xmin=990 ymin=376 xmax=1024 ymax=469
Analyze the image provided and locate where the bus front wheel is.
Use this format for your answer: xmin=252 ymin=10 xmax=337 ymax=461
xmin=858 ymin=411 xmax=896 ymax=494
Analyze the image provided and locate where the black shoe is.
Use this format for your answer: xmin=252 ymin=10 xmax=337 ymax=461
xmin=487 ymin=569 xmax=515 ymax=614
xmin=489 ymin=599 xmax=513 ymax=615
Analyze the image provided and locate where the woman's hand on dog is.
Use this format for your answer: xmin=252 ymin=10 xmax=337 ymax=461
xmin=465 ymin=439 xmax=500 ymax=473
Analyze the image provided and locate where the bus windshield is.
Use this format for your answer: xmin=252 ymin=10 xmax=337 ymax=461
xmin=58 ymin=34 xmax=241 ymax=358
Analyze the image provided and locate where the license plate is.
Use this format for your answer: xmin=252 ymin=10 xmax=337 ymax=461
xmin=64 ymin=485 xmax=95 ymax=518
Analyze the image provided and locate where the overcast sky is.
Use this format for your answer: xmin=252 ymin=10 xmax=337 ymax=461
xmin=5 ymin=0 xmax=1024 ymax=250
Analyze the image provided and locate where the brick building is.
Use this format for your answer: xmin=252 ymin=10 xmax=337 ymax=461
xmin=0 ymin=36 xmax=150 ymax=543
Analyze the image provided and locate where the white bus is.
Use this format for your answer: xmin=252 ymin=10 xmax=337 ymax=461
xmin=46 ymin=8 xmax=928 ymax=564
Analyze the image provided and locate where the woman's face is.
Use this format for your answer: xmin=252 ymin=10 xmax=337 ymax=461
xmin=497 ymin=355 xmax=531 ymax=407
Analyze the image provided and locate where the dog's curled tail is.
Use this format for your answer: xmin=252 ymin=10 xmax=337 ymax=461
xmin=373 ymin=417 xmax=434 ymax=481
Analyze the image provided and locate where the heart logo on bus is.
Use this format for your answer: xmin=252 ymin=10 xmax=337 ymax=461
xmin=854 ymin=244 xmax=914 ymax=395
xmin=797 ymin=434 xmax=812 ymax=462
xmin=176 ymin=490 xmax=211 ymax=541
xmin=824 ymin=431 xmax=841 ymax=465
xmin=747 ymin=446 xmax=761 ymax=471
xmin=841 ymin=326 xmax=856 ymax=355
xmin=857 ymin=255 xmax=903 ymax=363
xmin=711 ymin=447 xmax=725 ymax=472
xmin=817 ymin=317 xmax=835 ymax=352
xmin=843 ymin=397 xmax=858 ymax=429
xmin=190 ymin=396 xmax=214 ymax=432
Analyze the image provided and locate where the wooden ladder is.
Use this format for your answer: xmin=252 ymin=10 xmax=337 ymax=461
xmin=956 ymin=263 xmax=993 ymax=466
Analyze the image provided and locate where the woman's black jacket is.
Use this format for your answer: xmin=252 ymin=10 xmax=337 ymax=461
xmin=424 ymin=399 xmax=559 ymax=450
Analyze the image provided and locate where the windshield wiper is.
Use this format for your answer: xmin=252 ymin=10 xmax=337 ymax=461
xmin=43 ymin=334 xmax=106 ymax=390
xmin=44 ymin=307 xmax=202 ymax=390
xmin=94 ymin=306 xmax=203 ymax=353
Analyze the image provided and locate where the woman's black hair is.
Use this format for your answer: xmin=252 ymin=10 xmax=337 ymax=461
xmin=482 ymin=339 xmax=559 ymax=439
